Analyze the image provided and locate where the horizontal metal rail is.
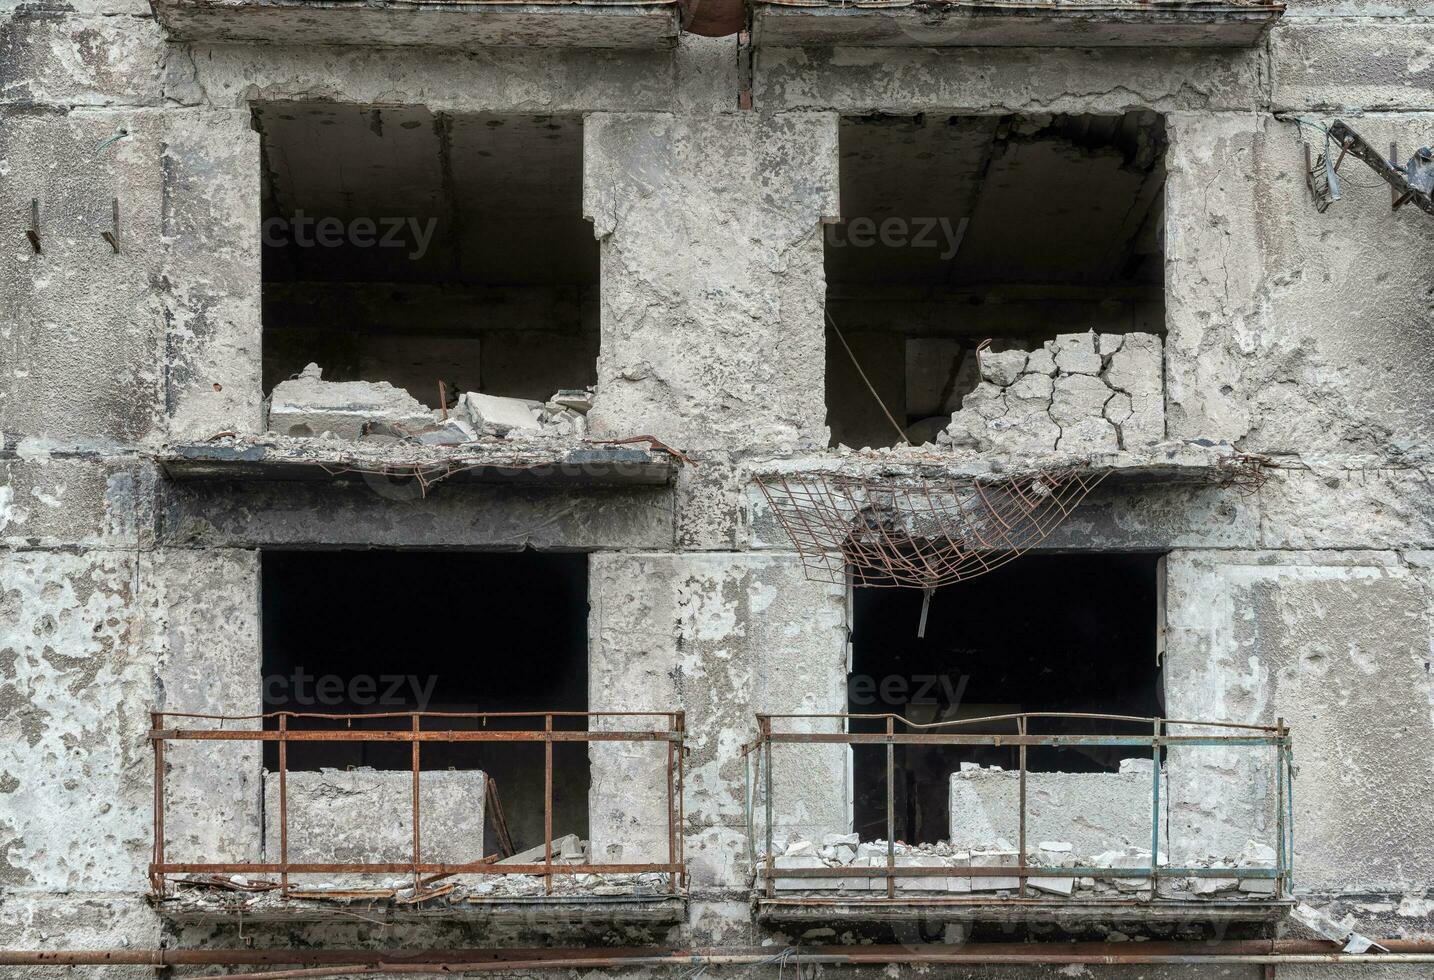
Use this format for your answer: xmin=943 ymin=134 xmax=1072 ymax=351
xmin=150 ymin=710 xmax=686 ymax=900
xmin=745 ymin=712 xmax=1293 ymax=903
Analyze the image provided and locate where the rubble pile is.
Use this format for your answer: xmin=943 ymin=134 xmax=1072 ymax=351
xmin=761 ymin=833 xmax=1280 ymax=901
xmin=938 ymin=331 xmax=1163 ymax=455
xmin=266 ymin=363 xmax=593 ymax=446
xmin=160 ymin=834 xmax=673 ymax=915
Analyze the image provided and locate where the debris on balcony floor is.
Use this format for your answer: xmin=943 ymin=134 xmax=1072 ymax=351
xmin=759 ymin=834 xmax=1283 ymax=902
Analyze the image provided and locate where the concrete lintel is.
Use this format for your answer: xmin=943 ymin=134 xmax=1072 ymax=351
xmin=751 ymin=2 xmax=1283 ymax=48
xmin=155 ymin=443 xmax=679 ymax=488
xmin=151 ymin=0 xmax=680 ymax=50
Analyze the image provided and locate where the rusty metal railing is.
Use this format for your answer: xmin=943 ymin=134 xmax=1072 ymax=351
xmin=149 ymin=710 xmax=685 ymax=898
xmin=742 ymin=712 xmax=1293 ymax=901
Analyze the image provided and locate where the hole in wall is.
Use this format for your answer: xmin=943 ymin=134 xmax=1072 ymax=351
xmin=848 ymin=553 xmax=1163 ymax=844
xmin=260 ymin=549 xmax=590 ymax=851
xmin=255 ymin=104 xmax=598 ymax=410
xmin=826 ymin=112 xmax=1168 ymax=449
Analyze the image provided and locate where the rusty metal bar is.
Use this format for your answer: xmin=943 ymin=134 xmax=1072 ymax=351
xmin=739 ymin=865 xmax=1279 ymax=879
xmin=279 ymin=714 xmax=289 ymax=897
xmin=484 ymin=777 xmax=516 ymax=859
xmin=155 ymin=862 xmax=683 ymax=875
xmin=757 ymin=711 xmax=1280 ymax=733
xmin=1017 ymin=715 xmax=1027 ymax=899
xmin=762 ymin=714 xmax=774 ymax=899
xmin=152 ymin=729 xmax=679 ymax=743
xmin=150 ymin=710 xmax=165 ymax=897
xmin=544 ymin=713 xmax=553 ymax=896
xmin=759 ymin=733 xmax=1274 ymax=747
xmin=1151 ymin=716 xmax=1162 ymax=889
xmin=885 ymin=715 xmax=895 ymax=900
xmin=1275 ymin=716 xmax=1286 ymax=900
xmin=667 ymin=713 xmax=677 ymax=895
xmin=676 ymin=711 xmax=686 ymax=892
xmin=412 ymin=714 xmax=422 ymax=891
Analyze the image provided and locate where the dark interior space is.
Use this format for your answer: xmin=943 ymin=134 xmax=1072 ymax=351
xmin=261 ymin=549 xmax=590 ymax=851
xmin=826 ymin=112 xmax=1167 ymax=449
xmin=257 ymin=104 xmax=599 ymax=407
xmin=849 ymin=553 xmax=1162 ymax=844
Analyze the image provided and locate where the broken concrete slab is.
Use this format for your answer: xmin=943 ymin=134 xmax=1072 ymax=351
xmin=498 ymin=834 xmax=583 ymax=865
xmin=456 ymin=392 xmax=543 ymax=433
xmin=267 ymin=363 xmax=436 ymax=440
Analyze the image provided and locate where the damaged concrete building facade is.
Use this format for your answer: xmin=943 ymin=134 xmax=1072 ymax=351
xmin=4 ymin=0 xmax=1434 ymax=971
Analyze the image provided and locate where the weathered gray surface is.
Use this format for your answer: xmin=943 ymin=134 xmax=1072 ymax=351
xmin=948 ymin=768 xmax=1164 ymax=857
xmin=261 ymin=769 xmax=486 ymax=866
xmin=3 ymin=0 xmax=1434 ymax=968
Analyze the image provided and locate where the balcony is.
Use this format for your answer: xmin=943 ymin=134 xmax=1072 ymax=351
xmin=148 ymin=710 xmax=687 ymax=925
xmin=745 ymin=713 xmax=1295 ymax=929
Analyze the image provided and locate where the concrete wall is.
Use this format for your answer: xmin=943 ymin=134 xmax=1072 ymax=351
xmin=3 ymin=0 xmax=1434 ymax=967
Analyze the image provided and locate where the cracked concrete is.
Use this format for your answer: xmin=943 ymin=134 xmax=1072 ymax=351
xmin=2 ymin=0 xmax=1434 ymax=969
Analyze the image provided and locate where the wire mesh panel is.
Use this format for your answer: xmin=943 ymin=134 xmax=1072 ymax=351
xmin=754 ymin=468 xmax=1109 ymax=589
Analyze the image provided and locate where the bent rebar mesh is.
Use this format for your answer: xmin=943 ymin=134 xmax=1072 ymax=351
xmin=754 ymin=468 xmax=1109 ymax=589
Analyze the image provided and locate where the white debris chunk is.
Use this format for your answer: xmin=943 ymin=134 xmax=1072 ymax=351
xmin=456 ymin=392 xmax=543 ymax=433
xmin=1053 ymin=332 xmax=1102 ymax=375
xmin=979 ymin=349 xmax=1028 ymax=387
xmin=267 ymin=363 xmax=435 ymax=440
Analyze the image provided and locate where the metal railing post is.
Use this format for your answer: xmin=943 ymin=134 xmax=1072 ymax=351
xmin=544 ymin=713 xmax=554 ymax=896
xmin=886 ymin=715 xmax=895 ymax=899
xmin=150 ymin=711 xmax=165 ymax=897
xmin=1017 ymin=715 xmax=1028 ymax=898
xmin=1151 ymin=717 xmax=1162 ymax=895
xmin=279 ymin=714 xmax=289 ymax=897
xmin=411 ymin=713 xmax=421 ymax=892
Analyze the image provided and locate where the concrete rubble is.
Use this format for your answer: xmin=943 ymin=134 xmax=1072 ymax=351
xmin=939 ymin=332 xmax=1164 ymax=455
xmin=761 ymin=832 xmax=1282 ymax=901
xmin=266 ymin=363 xmax=592 ymax=445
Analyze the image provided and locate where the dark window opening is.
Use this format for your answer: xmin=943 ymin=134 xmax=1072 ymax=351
xmin=849 ymin=554 xmax=1162 ymax=844
xmin=257 ymin=104 xmax=598 ymax=409
xmin=261 ymin=549 xmax=590 ymax=851
xmin=826 ymin=112 xmax=1167 ymax=449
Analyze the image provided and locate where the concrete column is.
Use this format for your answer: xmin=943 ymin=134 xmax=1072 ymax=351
xmin=1164 ymin=549 xmax=1434 ymax=893
xmin=583 ymin=111 xmax=838 ymax=451
xmin=589 ymin=552 xmax=847 ymax=889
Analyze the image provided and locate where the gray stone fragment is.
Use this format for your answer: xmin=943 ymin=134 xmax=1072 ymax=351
xmin=1051 ymin=373 xmax=1112 ymax=427
xmin=979 ymin=349 xmax=1027 ymax=387
xmin=267 ymin=364 xmax=436 ymax=440
xmin=1024 ymin=348 xmax=1057 ymax=376
xmin=1053 ymin=331 xmax=1102 ymax=375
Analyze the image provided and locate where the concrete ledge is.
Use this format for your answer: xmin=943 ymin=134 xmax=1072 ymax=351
xmin=152 ymin=0 xmax=680 ymax=50
xmin=755 ymin=897 xmax=1295 ymax=925
xmin=154 ymin=892 xmax=688 ymax=925
xmin=155 ymin=440 xmax=680 ymax=488
xmin=751 ymin=2 xmax=1282 ymax=48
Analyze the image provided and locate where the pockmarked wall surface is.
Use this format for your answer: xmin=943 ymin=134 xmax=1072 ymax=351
xmin=3 ymin=0 xmax=1434 ymax=970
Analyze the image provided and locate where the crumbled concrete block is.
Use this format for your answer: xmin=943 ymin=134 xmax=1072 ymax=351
xmin=498 ymin=834 xmax=582 ymax=864
xmin=1190 ymin=875 xmax=1241 ymax=894
xmin=773 ymin=853 xmax=826 ymax=890
xmin=1105 ymin=332 xmax=1164 ymax=445
xmin=408 ymin=417 xmax=479 ymax=446
xmin=1039 ymin=841 xmax=1074 ymax=853
xmin=980 ymin=349 xmax=1027 ymax=387
xmin=1105 ymin=390 xmax=1134 ymax=428
xmin=895 ymin=852 xmax=952 ymax=892
xmin=785 ymin=838 xmax=818 ymax=857
xmin=1098 ymin=333 xmax=1125 ymax=357
xmin=262 ymin=769 xmax=485 ymax=867
xmin=969 ymin=848 xmax=1019 ymax=891
xmin=1030 ymin=875 xmax=1076 ymax=896
xmin=1024 ymin=347 xmax=1057 ymax=376
xmin=267 ymin=364 xmax=436 ymax=440
xmin=1051 ymin=373 xmax=1112 ymax=427
xmin=457 ymin=392 xmax=543 ymax=433
xmin=1053 ymin=332 xmax=1102 ymax=375
xmin=1119 ymin=758 xmax=1156 ymax=775
xmin=550 ymin=389 xmax=594 ymax=414
xmin=1239 ymin=877 xmax=1277 ymax=894
xmin=822 ymin=832 xmax=860 ymax=847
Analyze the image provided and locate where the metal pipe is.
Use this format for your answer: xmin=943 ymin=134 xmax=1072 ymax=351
xmin=7 ymin=942 xmax=1434 ymax=970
